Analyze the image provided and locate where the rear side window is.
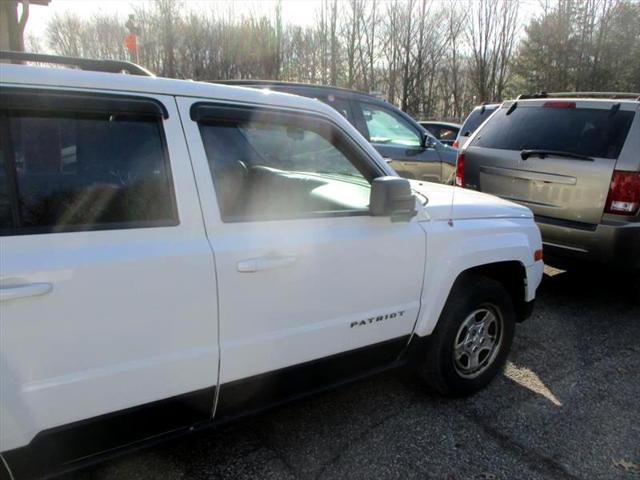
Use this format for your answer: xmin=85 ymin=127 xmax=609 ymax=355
xmin=460 ymin=107 xmax=497 ymax=136
xmin=0 ymin=99 xmax=177 ymax=235
xmin=472 ymin=105 xmax=635 ymax=159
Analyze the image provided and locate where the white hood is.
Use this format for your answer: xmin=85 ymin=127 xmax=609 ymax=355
xmin=410 ymin=181 xmax=533 ymax=221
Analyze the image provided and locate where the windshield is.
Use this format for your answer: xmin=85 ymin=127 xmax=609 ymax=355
xmin=472 ymin=105 xmax=635 ymax=159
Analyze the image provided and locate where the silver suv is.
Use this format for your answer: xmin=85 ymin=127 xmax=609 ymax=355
xmin=457 ymin=93 xmax=640 ymax=275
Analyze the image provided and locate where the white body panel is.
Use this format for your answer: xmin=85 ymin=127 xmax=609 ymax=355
xmin=411 ymin=181 xmax=534 ymax=221
xmin=412 ymin=182 xmax=542 ymax=337
xmin=0 ymin=64 xmax=543 ymax=456
xmin=0 ymin=92 xmax=219 ymax=451
xmin=415 ymin=217 xmax=543 ymax=337
xmin=177 ymin=97 xmax=425 ymax=384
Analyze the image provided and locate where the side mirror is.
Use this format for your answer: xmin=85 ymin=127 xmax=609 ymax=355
xmin=369 ymin=176 xmax=417 ymax=221
xmin=421 ymin=132 xmax=437 ymax=149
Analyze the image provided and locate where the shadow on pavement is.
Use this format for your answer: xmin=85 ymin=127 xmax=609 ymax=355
xmin=538 ymin=265 xmax=638 ymax=310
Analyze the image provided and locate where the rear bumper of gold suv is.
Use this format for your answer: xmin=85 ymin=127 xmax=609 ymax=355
xmin=538 ymin=215 xmax=640 ymax=270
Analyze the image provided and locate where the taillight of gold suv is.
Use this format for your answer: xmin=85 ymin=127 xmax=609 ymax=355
xmin=604 ymin=171 xmax=640 ymax=216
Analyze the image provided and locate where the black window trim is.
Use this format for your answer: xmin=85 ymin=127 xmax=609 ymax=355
xmin=0 ymin=90 xmax=179 ymax=236
xmin=0 ymin=88 xmax=169 ymax=119
xmin=191 ymin=101 xmax=386 ymax=223
xmin=0 ymin=111 xmax=22 ymax=228
xmin=318 ymin=94 xmax=355 ymax=125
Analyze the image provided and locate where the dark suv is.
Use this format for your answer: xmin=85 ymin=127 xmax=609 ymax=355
xmin=458 ymin=93 xmax=640 ymax=278
xmin=214 ymin=81 xmax=458 ymax=184
xmin=454 ymin=103 xmax=499 ymax=149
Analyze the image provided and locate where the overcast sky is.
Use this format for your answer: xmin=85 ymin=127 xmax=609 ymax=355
xmin=26 ymin=0 xmax=320 ymax=39
xmin=25 ymin=0 xmax=544 ymax=42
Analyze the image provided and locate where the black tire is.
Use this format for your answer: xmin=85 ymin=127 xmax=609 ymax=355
xmin=420 ymin=273 xmax=516 ymax=397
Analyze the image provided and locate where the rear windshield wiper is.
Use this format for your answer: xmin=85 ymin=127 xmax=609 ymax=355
xmin=520 ymin=149 xmax=594 ymax=161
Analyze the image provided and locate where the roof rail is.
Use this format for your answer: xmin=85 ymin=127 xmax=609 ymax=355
xmin=212 ymin=79 xmax=378 ymax=98
xmin=0 ymin=50 xmax=154 ymax=77
xmin=518 ymin=91 xmax=639 ymax=101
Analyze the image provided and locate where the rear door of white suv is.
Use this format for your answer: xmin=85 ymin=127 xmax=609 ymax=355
xmin=0 ymin=87 xmax=219 ymax=463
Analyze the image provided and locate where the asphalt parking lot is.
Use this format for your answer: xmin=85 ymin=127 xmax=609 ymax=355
xmin=67 ymin=266 xmax=639 ymax=480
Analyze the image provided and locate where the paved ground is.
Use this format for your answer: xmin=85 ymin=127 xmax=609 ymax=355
xmin=67 ymin=267 xmax=639 ymax=480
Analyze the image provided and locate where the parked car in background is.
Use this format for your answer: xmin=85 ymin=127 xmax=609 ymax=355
xmin=215 ymin=81 xmax=458 ymax=184
xmin=457 ymin=92 xmax=640 ymax=286
xmin=454 ymin=103 xmax=499 ymax=148
xmin=419 ymin=121 xmax=460 ymax=147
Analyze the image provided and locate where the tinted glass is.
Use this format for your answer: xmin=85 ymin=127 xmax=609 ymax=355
xmin=320 ymin=96 xmax=352 ymax=122
xmin=2 ymin=112 xmax=176 ymax=234
xmin=199 ymin=117 xmax=371 ymax=222
xmin=361 ymin=103 xmax=421 ymax=147
xmin=472 ymin=106 xmax=635 ymax=159
xmin=421 ymin=124 xmax=439 ymax=137
xmin=460 ymin=107 xmax=497 ymax=136
xmin=0 ymin=126 xmax=12 ymax=229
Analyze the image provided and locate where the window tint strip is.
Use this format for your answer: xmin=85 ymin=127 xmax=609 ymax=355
xmin=0 ymin=112 xmax=22 ymax=228
xmin=0 ymin=89 xmax=168 ymax=119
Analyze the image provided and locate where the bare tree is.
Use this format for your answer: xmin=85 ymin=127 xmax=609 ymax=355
xmin=468 ymin=0 xmax=519 ymax=102
xmin=38 ymin=0 xmax=639 ymax=122
xmin=444 ymin=1 xmax=468 ymax=118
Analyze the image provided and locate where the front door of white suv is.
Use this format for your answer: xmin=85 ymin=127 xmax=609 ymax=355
xmin=178 ymin=98 xmax=426 ymax=399
xmin=0 ymin=89 xmax=218 ymax=459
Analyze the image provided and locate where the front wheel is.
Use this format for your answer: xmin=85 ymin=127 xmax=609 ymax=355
xmin=419 ymin=274 xmax=516 ymax=397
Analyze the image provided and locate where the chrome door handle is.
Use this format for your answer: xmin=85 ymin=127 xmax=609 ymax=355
xmin=237 ymin=256 xmax=297 ymax=273
xmin=0 ymin=283 xmax=53 ymax=302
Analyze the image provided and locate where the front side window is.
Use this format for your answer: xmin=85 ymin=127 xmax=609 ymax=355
xmin=360 ymin=103 xmax=421 ymax=147
xmin=197 ymin=109 xmax=374 ymax=222
xmin=0 ymin=104 xmax=177 ymax=235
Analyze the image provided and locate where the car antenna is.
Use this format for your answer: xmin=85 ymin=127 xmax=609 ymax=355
xmin=448 ymin=179 xmax=456 ymax=227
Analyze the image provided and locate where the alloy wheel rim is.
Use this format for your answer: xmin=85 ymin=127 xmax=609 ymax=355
xmin=453 ymin=305 xmax=503 ymax=379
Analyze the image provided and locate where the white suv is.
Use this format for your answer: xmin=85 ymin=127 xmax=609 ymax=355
xmin=0 ymin=53 xmax=543 ymax=479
